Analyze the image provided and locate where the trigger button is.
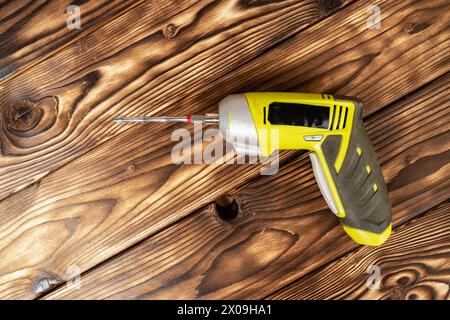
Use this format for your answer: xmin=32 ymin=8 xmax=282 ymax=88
xmin=304 ymin=134 xmax=323 ymax=141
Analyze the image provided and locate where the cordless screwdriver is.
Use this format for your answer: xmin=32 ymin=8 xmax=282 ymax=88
xmin=115 ymin=93 xmax=392 ymax=246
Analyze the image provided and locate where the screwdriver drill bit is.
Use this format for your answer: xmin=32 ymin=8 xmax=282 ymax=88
xmin=115 ymin=114 xmax=219 ymax=124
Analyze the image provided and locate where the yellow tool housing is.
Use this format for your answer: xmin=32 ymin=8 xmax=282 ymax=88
xmin=234 ymin=92 xmax=392 ymax=246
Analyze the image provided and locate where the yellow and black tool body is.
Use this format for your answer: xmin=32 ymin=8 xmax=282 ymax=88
xmin=218 ymin=93 xmax=392 ymax=246
xmin=116 ymin=92 xmax=392 ymax=246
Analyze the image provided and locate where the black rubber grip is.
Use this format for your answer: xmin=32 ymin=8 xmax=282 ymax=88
xmin=321 ymin=97 xmax=392 ymax=235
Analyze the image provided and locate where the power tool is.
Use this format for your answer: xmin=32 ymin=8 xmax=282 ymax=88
xmin=116 ymin=93 xmax=392 ymax=246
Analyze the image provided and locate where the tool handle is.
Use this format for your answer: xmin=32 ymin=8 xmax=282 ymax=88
xmin=310 ymin=98 xmax=391 ymax=246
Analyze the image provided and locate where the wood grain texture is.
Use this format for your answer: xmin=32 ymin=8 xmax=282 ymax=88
xmin=267 ymin=201 xmax=450 ymax=300
xmin=3 ymin=0 xmax=449 ymax=300
xmin=0 ymin=0 xmax=349 ymax=200
xmin=0 ymin=0 xmax=138 ymax=81
xmin=0 ymin=0 xmax=350 ymax=299
xmin=43 ymin=73 xmax=450 ymax=300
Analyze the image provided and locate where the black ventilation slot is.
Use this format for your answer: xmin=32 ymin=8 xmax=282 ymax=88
xmin=342 ymin=107 xmax=348 ymax=129
xmin=336 ymin=106 xmax=342 ymax=130
xmin=263 ymin=107 xmax=266 ymax=124
xmin=330 ymin=105 xmax=336 ymax=130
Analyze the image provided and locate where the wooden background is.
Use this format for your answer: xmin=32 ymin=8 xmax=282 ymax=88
xmin=0 ymin=0 xmax=448 ymax=300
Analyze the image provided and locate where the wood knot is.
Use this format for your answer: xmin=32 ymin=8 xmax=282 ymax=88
xmin=405 ymin=22 xmax=430 ymax=35
xmin=383 ymin=268 xmax=421 ymax=299
xmin=6 ymin=100 xmax=43 ymax=132
xmin=2 ymin=97 xmax=57 ymax=136
xmin=163 ymin=24 xmax=178 ymax=39
xmin=215 ymin=195 xmax=240 ymax=220
xmin=397 ymin=276 xmax=410 ymax=286
xmin=406 ymin=23 xmax=415 ymax=31
xmin=32 ymin=277 xmax=60 ymax=294
xmin=324 ymin=0 xmax=342 ymax=13
xmin=408 ymin=293 xmax=418 ymax=300
xmin=389 ymin=286 xmax=404 ymax=299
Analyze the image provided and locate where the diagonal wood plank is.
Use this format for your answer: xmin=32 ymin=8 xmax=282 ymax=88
xmin=0 ymin=0 xmax=140 ymax=81
xmin=43 ymin=73 xmax=450 ymax=299
xmin=1 ymin=0 xmax=449 ymax=299
xmin=0 ymin=0 xmax=353 ymax=299
xmin=0 ymin=0 xmax=349 ymax=201
xmin=267 ymin=201 xmax=450 ymax=300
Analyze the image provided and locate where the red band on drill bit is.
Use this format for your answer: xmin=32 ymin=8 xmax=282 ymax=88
xmin=187 ymin=115 xmax=191 ymax=123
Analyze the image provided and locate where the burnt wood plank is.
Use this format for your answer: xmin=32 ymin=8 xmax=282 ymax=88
xmin=0 ymin=0 xmax=352 ymax=299
xmin=2 ymin=0 xmax=449 ymax=299
xmin=42 ymin=73 xmax=449 ymax=299
xmin=267 ymin=201 xmax=450 ymax=300
xmin=0 ymin=0 xmax=349 ymax=200
xmin=0 ymin=0 xmax=139 ymax=80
